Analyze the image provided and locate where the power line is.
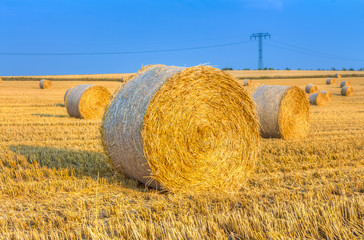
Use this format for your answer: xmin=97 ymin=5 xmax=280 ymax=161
xmin=268 ymin=40 xmax=364 ymax=62
xmin=0 ymin=40 xmax=252 ymax=56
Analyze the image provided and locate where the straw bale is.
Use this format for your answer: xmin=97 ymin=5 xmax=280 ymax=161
xmin=253 ymin=85 xmax=309 ymax=140
xmin=39 ymin=79 xmax=52 ymax=89
xmin=64 ymin=88 xmax=72 ymax=103
xmin=66 ymin=84 xmax=111 ymax=119
xmin=335 ymin=73 xmax=342 ymax=78
xmin=326 ymin=78 xmax=335 ymax=85
xmin=320 ymin=90 xmax=332 ymax=101
xmin=0 ymin=77 xmax=2 ymax=82
xmin=341 ymin=86 xmax=354 ymax=96
xmin=305 ymin=83 xmax=318 ymax=93
xmin=340 ymin=81 xmax=351 ymax=88
xmin=243 ymin=79 xmax=252 ymax=86
xmin=102 ymin=65 xmax=259 ymax=194
xmin=309 ymin=92 xmax=327 ymax=106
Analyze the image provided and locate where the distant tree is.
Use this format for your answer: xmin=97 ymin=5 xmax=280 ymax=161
xmin=331 ymin=67 xmax=336 ymax=71
xmin=317 ymin=68 xmax=321 ymax=71
xmin=243 ymin=68 xmax=250 ymax=70
xmin=263 ymin=67 xmax=267 ymax=70
xmin=297 ymin=68 xmax=301 ymax=70
xmin=349 ymin=68 xmax=354 ymax=71
xmin=285 ymin=67 xmax=291 ymax=70
xmin=358 ymin=68 xmax=364 ymax=71
xmin=222 ymin=67 xmax=233 ymax=71
xmin=342 ymin=67 xmax=347 ymax=71
xmin=268 ymin=67 xmax=274 ymax=70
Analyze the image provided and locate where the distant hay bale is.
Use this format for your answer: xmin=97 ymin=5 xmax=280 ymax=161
xmin=305 ymin=83 xmax=318 ymax=93
xmin=253 ymin=85 xmax=309 ymax=140
xmin=335 ymin=73 xmax=342 ymax=78
xmin=39 ymin=79 xmax=52 ymax=89
xmin=340 ymin=81 xmax=351 ymax=88
xmin=64 ymin=88 xmax=72 ymax=103
xmin=326 ymin=78 xmax=335 ymax=85
xmin=66 ymin=85 xmax=111 ymax=119
xmin=243 ymin=79 xmax=252 ymax=86
xmin=320 ymin=90 xmax=332 ymax=101
xmin=341 ymin=86 xmax=354 ymax=96
xmin=0 ymin=77 xmax=2 ymax=82
xmin=102 ymin=65 xmax=259 ymax=194
xmin=309 ymin=92 xmax=327 ymax=106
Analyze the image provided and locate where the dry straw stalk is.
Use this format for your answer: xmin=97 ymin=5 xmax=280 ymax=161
xmin=39 ymin=79 xmax=52 ymax=89
xmin=309 ymin=92 xmax=327 ymax=106
xmin=102 ymin=65 xmax=259 ymax=194
xmin=253 ymin=85 xmax=310 ymax=140
xmin=305 ymin=83 xmax=318 ymax=93
xmin=341 ymin=86 xmax=354 ymax=96
xmin=326 ymin=78 xmax=335 ymax=85
xmin=320 ymin=90 xmax=332 ymax=101
xmin=340 ymin=81 xmax=351 ymax=88
xmin=66 ymin=84 xmax=111 ymax=119
xmin=243 ymin=79 xmax=252 ymax=86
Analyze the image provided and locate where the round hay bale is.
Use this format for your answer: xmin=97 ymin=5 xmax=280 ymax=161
xmin=252 ymin=85 xmax=309 ymax=140
xmin=340 ymin=81 xmax=351 ymax=88
xmin=102 ymin=65 xmax=260 ymax=194
xmin=305 ymin=83 xmax=318 ymax=93
xmin=66 ymin=85 xmax=111 ymax=119
xmin=243 ymin=79 xmax=252 ymax=86
xmin=335 ymin=73 xmax=342 ymax=78
xmin=319 ymin=90 xmax=332 ymax=101
xmin=64 ymin=88 xmax=72 ymax=103
xmin=309 ymin=92 xmax=327 ymax=106
xmin=0 ymin=77 xmax=2 ymax=82
xmin=326 ymin=78 xmax=335 ymax=85
xmin=39 ymin=79 xmax=52 ymax=89
xmin=341 ymin=86 xmax=354 ymax=96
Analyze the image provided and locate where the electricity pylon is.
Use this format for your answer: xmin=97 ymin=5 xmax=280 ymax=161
xmin=250 ymin=33 xmax=271 ymax=69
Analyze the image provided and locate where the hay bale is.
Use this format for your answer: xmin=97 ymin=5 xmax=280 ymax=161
xmin=102 ymin=65 xmax=259 ymax=194
xmin=253 ymin=85 xmax=309 ymax=140
xmin=340 ymin=81 xmax=351 ymax=88
xmin=39 ymin=79 xmax=52 ymax=89
xmin=320 ymin=90 xmax=332 ymax=101
xmin=0 ymin=77 xmax=2 ymax=83
xmin=243 ymin=79 xmax=252 ymax=86
xmin=335 ymin=73 xmax=342 ymax=78
xmin=64 ymin=88 xmax=72 ymax=103
xmin=309 ymin=92 xmax=327 ymax=106
xmin=305 ymin=83 xmax=318 ymax=93
xmin=326 ymin=78 xmax=335 ymax=85
xmin=66 ymin=85 xmax=111 ymax=119
xmin=341 ymin=86 xmax=354 ymax=96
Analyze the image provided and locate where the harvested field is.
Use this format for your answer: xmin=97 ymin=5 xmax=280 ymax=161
xmin=0 ymin=73 xmax=363 ymax=239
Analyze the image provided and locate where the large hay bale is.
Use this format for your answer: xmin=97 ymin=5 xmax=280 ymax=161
xmin=320 ymin=90 xmax=332 ymax=101
xmin=66 ymin=85 xmax=111 ymax=119
xmin=305 ymin=83 xmax=318 ymax=93
xmin=335 ymin=73 xmax=342 ymax=78
xmin=326 ymin=78 xmax=335 ymax=85
xmin=341 ymin=86 xmax=354 ymax=96
xmin=64 ymin=88 xmax=72 ymax=103
xmin=340 ymin=81 xmax=351 ymax=88
xmin=309 ymin=92 xmax=327 ymax=106
xmin=243 ymin=79 xmax=252 ymax=86
xmin=253 ymin=85 xmax=309 ymax=140
xmin=102 ymin=65 xmax=259 ymax=194
xmin=39 ymin=79 xmax=52 ymax=89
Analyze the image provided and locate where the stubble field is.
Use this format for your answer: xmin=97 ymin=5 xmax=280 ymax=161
xmin=0 ymin=72 xmax=363 ymax=239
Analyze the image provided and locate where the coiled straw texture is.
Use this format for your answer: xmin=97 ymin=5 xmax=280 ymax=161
xmin=66 ymin=84 xmax=111 ymax=119
xmin=253 ymin=85 xmax=310 ymax=140
xmin=102 ymin=65 xmax=259 ymax=194
xmin=341 ymin=86 xmax=354 ymax=96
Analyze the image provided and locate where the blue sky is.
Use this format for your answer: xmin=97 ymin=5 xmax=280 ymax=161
xmin=1 ymin=0 xmax=364 ymax=75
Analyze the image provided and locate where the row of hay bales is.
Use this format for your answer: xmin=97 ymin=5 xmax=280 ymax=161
xmin=56 ymin=65 xmax=311 ymax=193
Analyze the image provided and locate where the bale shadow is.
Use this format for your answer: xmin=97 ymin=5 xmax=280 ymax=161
xmin=55 ymin=103 xmax=65 ymax=107
xmin=32 ymin=114 xmax=68 ymax=118
xmin=332 ymin=93 xmax=341 ymax=96
xmin=9 ymin=145 xmax=146 ymax=190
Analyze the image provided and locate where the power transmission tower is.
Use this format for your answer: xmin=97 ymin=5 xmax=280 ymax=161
xmin=250 ymin=33 xmax=271 ymax=69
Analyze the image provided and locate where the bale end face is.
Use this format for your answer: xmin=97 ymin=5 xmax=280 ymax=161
xmin=39 ymin=79 xmax=52 ymax=89
xmin=320 ymin=90 xmax=332 ymax=101
xmin=341 ymin=86 xmax=354 ymax=96
xmin=305 ymin=83 xmax=318 ymax=94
